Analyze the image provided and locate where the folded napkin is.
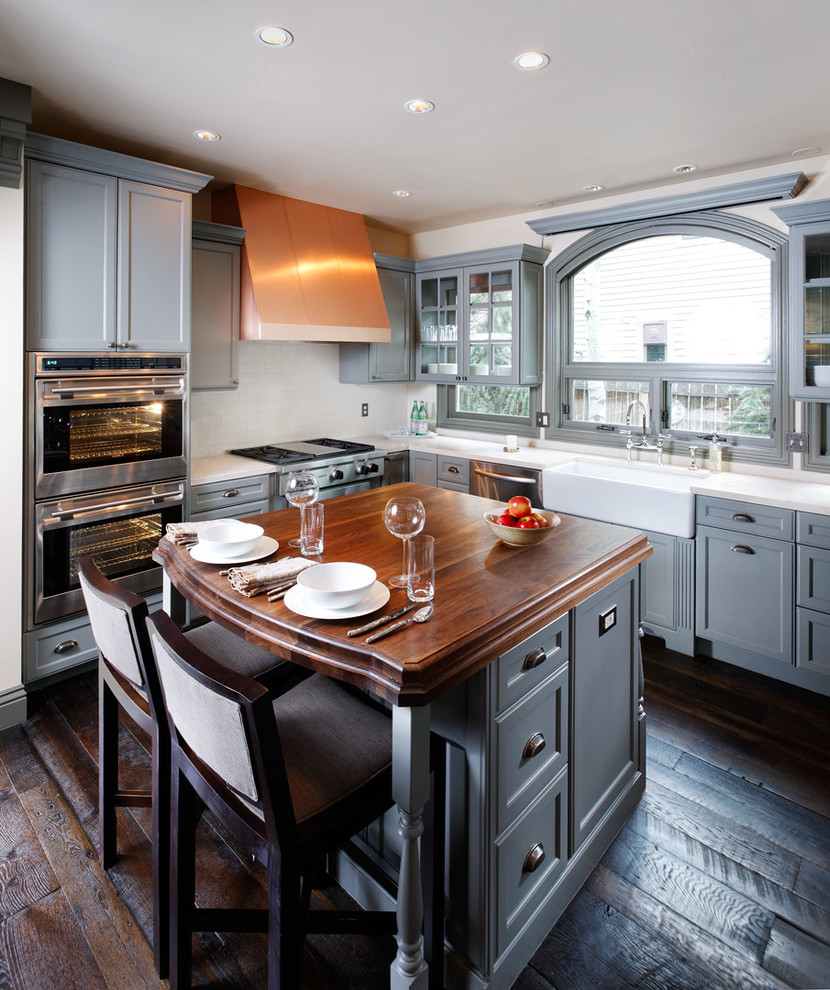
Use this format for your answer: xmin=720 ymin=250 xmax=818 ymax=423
xmin=227 ymin=557 xmax=318 ymax=597
xmin=165 ymin=521 xmax=223 ymax=545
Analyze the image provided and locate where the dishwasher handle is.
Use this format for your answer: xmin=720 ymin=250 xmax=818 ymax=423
xmin=473 ymin=467 xmax=537 ymax=485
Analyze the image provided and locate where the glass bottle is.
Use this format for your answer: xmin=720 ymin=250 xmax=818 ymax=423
xmin=410 ymin=401 xmax=419 ymax=435
xmin=417 ymin=401 xmax=428 ymax=435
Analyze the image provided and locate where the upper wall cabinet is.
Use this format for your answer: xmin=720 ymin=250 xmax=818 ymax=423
xmin=415 ymin=244 xmax=547 ymax=385
xmin=191 ymin=221 xmax=245 ymax=389
xmin=24 ymin=134 xmax=210 ymax=353
xmin=339 ymin=255 xmax=415 ymax=383
xmin=773 ymin=198 xmax=830 ymax=399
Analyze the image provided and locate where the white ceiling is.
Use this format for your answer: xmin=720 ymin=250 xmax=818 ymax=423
xmin=3 ymin=0 xmax=830 ymax=234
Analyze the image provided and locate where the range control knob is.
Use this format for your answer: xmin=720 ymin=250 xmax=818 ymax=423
xmin=330 ymin=468 xmax=344 ymax=482
xmin=356 ymin=462 xmax=370 ymax=476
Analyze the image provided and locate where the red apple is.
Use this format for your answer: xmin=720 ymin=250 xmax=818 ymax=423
xmin=508 ymin=495 xmax=532 ymax=518
xmin=531 ymin=512 xmax=549 ymax=527
xmin=517 ymin=515 xmax=540 ymax=529
xmin=496 ymin=512 xmax=518 ymax=527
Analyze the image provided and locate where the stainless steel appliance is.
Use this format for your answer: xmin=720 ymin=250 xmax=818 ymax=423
xmin=469 ymin=460 xmax=542 ymax=505
xmin=229 ymin=438 xmax=387 ymax=507
xmin=30 ymin=352 xmax=187 ymax=499
xmin=27 ymin=353 xmax=188 ymax=628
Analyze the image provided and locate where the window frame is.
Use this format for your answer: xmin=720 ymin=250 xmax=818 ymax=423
xmin=545 ymin=211 xmax=792 ymax=466
xmin=436 ymin=383 xmax=539 ymax=437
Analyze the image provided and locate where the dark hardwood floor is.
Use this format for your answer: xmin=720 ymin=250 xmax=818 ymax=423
xmin=0 ymin=637 xmax=828 ymax=989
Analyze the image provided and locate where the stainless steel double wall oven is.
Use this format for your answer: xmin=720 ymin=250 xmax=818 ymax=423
xmin=27 ymin=353 xmax=188 ymax=627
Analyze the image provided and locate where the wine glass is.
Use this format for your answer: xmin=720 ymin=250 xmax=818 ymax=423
xmin=383 ymin=496 xmax=425 ymax=588
xmin=285 ymin=470 xmax=319 ymax=549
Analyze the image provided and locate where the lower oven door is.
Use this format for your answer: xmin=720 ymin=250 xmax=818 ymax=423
xmin=32 ymin=481 xmax=185 ymax=626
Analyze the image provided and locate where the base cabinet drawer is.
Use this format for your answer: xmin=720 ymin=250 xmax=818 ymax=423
xmin=189 ymin=474 xmax=271 ymax=516
xmin=797 ymin=544 xmax=830 ymax=612
xmin=696 ymin=496 xmax=794 ymax=540
xmin=796 ymin=607 xmax=830 ymax=676
xmin=495 ymin=770 xmax=568 ymax=957
xmin=496 ymin=612 xmax=569 ymax=712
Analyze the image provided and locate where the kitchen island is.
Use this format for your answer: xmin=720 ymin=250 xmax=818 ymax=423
xmin=154 ymin=483 xmax=651 ymax=989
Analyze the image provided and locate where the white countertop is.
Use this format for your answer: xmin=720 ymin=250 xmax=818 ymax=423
xmin=190 ymin=433 xmax=830 ymax=516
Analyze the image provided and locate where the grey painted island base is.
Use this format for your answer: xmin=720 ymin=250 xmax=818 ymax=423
xmin=334 ymin=567 xmax=646 ymax=990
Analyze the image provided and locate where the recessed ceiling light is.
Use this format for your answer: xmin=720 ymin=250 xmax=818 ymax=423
xmin=256 ymin=25 xmax=293 ymax=47
xmin=672 ymin=163 xmax=698 ymax=174
xmin=792 ymin=146 xmax=821 ymax=158
xmin=193 ymin=129 xmax=221 ymax=142
xmin=514 ymin=51 xmax=550 ymax=70
xmin=583 ymin=184 xmax=604 ymax=193
xmin=404 ymin=99 xmax=434 ymax=114
xmin=392 ymin=190 xmax=412 ymax=198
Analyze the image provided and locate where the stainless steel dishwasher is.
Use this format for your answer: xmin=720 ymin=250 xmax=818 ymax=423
xmin=469 ymin=460 xmax=542 ymax=505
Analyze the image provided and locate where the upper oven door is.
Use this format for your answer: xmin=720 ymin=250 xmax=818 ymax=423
xmin=34 ymin=373 xmax=187 ymax=498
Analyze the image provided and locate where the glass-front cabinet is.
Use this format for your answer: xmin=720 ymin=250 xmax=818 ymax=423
xmin=773 ymin=198 xmax=830 ymax=399
xmin=415 ymin=244 xmax=546 ymax=384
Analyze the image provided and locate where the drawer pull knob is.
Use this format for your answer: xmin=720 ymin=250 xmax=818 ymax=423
xmin=447 ymin=465 xmax=460 ymax=474
xmin=522 ymin=843 xmax=546 ymax=874
xmin=54 ymin=639 xmax=79 ymax=655
xmin=523 ymin=732 xmax=547 ymax=760
xmin=731 ymin=513 xmax=754 ymax=523
xmin=522 ymin=647 xmax=547 ymax=671
xmin=222 ymin=489 xmax=240 ymax=498
xmin=731 ymin=544 xmax=755 ymax=555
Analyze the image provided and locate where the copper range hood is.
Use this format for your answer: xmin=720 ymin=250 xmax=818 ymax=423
xmin=212 ymin=185 xmax=390 ymax=343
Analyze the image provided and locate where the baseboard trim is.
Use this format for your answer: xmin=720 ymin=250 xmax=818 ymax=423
xmin=0 ymin=685 xmax=27 ymax=729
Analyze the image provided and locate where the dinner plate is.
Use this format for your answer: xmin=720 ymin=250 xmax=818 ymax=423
xmin=189 ymin=535 xmax=279 ymax=565
xmin=283 ymin=581 xmax=390 ymax=620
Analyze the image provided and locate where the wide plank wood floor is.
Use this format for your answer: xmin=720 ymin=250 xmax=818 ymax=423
xmin=0 ymin=637 xmax=828 ymax=989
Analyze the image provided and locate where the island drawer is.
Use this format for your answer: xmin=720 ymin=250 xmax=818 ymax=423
xmin=796 ymin=607 xmax=830 ymax=676
xmin=797 ymin=545 xmax=830 ymax=612
xmin=797 ymin=511 xmax=830 ymax=550
xmin=437 ymin=454 xmax=469 ymax=487
xmin=495 ymin=663 xmax=568 ymax=833
xmin=189 ymin=474 xmax=272 ymax=516
xmin=495 ymin=769 xmax=568 ymax=957
xmin=495 ymin=612 xmax=569 ymax=712
xmin=695 ymin=496 xmax=794 ymax=541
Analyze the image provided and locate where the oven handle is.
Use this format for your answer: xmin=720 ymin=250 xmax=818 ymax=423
xmin=49 ymin=384 xmax=185 ymax=399
xmin=49 ymin=492 xmax=182 ymax=520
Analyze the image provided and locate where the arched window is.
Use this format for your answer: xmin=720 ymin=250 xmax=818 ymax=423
xmin=547 ymin=212 xmax=789 ymax=463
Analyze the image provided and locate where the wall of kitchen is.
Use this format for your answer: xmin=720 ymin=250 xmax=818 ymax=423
xmin=0 ymin=182 xmax=24 ymax=699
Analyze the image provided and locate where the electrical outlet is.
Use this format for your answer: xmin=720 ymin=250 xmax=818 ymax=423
xmin=361 ymin=402 xmax=369 ymax=417
xmin=785 ymin=431 xmax=808 ymax=452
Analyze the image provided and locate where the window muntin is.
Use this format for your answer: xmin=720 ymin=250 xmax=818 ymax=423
xmin=571 ymin=234 xmax=772 ymax=366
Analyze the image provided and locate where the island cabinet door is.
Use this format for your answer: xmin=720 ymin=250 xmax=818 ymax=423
xmin=570 ymin=570 xmax=639 ymax=854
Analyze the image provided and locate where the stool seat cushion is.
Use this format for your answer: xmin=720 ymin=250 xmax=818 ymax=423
xmin=185 ymin=623 xmax=285 ymax=680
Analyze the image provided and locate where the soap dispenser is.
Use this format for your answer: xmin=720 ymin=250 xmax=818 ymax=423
xmin=706 ymin=433 xmax=723 ymax=473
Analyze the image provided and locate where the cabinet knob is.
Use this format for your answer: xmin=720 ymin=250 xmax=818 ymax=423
xmin=522 ymin=732 xmax=547 ymax=760
xmin=731 ymin=544 xmax=755 ymax=555
xmin=107 ymin=341 xmax=117 ymax=349
xmin=54 ymin=639 xmax=79 ymax=655
xmin=448 ymin=465 xmax=460 ymax=474
xmin=731 ymin=513 xmax=755 ymax=523
xmin=521 ymin=646 xmax=547 ymax=671
xmin=222 ymin=488 xmax=240 ymax=498
xmin=522 ymin=843 xmax=546 ymax=874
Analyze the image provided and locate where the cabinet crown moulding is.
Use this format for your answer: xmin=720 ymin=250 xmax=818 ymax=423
xmin=212 ymin=185 xmax=390 ymax=344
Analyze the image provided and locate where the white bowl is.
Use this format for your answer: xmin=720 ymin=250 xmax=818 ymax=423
xmin=813 ymin=365 xmax=830 ymax=386
xmin=438 ymin=363 xmax=457 ymax=375
xmin=296 ymin=561 xmax=377 ymax=609
xmin=198 ymin=521 xmax=264 ymax=557
xmin=493 ymin=365 xmax=513 ymax=376
xmin=470 ymin=364 xmax=488 ymax=375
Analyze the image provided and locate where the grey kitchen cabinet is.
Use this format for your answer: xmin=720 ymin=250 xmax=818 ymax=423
xmin=24 ymin=134 xmax=208 ymax=352
xmin=339 ymin=255 xmax=415 ymax=383
xmin=24 ymin=589 xmax=163 ymax=684
xmin=695 ymin=496 xmax=794 ymax=665
xmin=189 ymin=474 xmax=272 ymax=521
xmin=796 ymin=511 xmax=830 ymax=679
xmin=437 ymin=453 xmax=469 ymax=493
xmin=337 ymin=569 xmax=644 ymax=990
xmin=410 ymin=450 xmax=437 ymax=487
xmin=772 ymin=198 xmax=830 ymax=399
xmin=191 ymin=221 xmax=245 ymax=389
xmin=415 ymin=244 xmax=546 ymax=385
xmin=640 ymin=530 xmax=695 ymax=655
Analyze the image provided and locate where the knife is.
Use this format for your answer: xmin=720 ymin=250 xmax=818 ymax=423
xmin=347 ymin=603 xmax=417 ymax=637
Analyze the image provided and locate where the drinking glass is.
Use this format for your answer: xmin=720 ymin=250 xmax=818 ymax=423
xmin=383 ymin=496 xmax=425 ymax=588
xmin=407 ymin=534 xmax=434 ymax=603
xmin=300 ymin=501 xmax=324 ymax=556
xmin=285 ymin=470 xmax=319 ymax=549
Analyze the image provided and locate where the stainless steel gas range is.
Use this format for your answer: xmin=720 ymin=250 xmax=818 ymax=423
xmin=229 ymin=438 xmax=387 ymax=507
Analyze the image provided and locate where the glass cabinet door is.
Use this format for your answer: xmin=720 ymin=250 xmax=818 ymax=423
xmin=467 ymin=265 xmax=517 ymax=381
xmin=804 ymin=229 xmax=830 ymax=390
xmin=417 ymin=271 xmax=461 ymax=378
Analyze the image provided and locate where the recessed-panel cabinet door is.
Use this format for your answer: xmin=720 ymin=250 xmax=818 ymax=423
xmin=118 ymin=180 xmax=191 ymax=351
xmin=26 ymin=160 xmax=117 ymax=351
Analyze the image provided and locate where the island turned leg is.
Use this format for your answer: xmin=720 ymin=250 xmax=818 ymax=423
xmin=390 ymin=705 xmax=431 ymax=990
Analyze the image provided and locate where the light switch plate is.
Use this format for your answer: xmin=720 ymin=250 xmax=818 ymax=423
xmin=785 ymin=432 xmax=807 ymax=452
